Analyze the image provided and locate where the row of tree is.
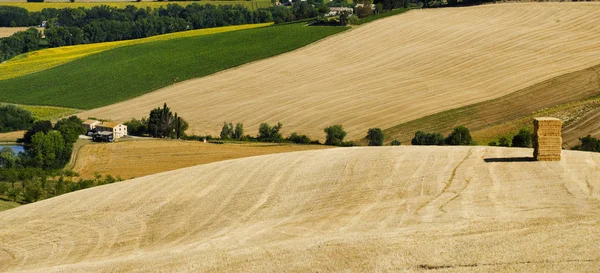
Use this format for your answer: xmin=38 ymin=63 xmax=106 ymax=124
xmin=411 ymin=126 xmax=474 ymax=146
xmin=124 ymin=103 xmax=189 ymax=139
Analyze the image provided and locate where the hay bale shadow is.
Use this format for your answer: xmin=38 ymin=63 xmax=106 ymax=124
xmin=484 ymin=157 xmax=536 ymax=163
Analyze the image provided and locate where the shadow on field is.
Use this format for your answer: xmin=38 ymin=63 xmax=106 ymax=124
xmin=484 ymin=157 xmax=536 ymax=163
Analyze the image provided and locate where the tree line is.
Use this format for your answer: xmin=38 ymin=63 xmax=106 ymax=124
xmin=0 ymin=114 xmax=113 ymax=204
xmin=124 ymin=103 xmax=189 ymax=139
xmin=0 ymin=3 xmax=330 ymax=62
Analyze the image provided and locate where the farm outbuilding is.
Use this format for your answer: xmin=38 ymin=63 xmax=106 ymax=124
xmin=82 ymin=119 xmax=101 ymax=132
xmin=95 ymin=122 xmax=128 ymax=139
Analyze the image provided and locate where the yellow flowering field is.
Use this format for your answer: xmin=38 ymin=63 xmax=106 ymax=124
xmin=0 ymin=1 xmax=271 ymax=12
xmin=0 ymin=23 xmax=272 ymax=80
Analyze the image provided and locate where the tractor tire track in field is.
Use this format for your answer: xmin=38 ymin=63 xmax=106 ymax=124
xmin=82 ymin=3 xmax=600 ymax=141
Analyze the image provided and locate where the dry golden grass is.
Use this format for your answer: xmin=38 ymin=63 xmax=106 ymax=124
xmin=0 ymin=130 xmax=24 ymax=142
xmin=0 ymin=27 xmax=43 ymax=38
xmin=81 ymin=3 xmax=600 ymax=141
xmin=70 ymin=138 xmax=330 ymax=179
xmin=0 ymin=23 xmax=271 ymax=80
xmin=471 ymin=98 xmax=600 ymax=147
xmin=1 ymin=146 xmax=600 ymax=271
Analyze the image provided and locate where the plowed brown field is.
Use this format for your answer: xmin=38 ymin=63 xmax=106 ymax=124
xmin=1 ymin=146 xmax=599 ymax=272
xmin=81 ymin=3 xmax=600 ymax=141
xmin=0 ymin=27 xmax=42 ymax=38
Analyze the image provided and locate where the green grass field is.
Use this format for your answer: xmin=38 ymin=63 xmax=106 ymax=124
xmin=0 ymin=199 xmax=20 ymax=212
xmin=0 ymin=24 xmax=348 ymax=109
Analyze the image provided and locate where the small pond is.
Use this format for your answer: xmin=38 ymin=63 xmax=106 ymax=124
xmin=0 ymin=145 xmax=25 ymax=154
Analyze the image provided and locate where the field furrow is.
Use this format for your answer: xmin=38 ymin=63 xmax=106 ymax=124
xmin=1 ymin=147 xmax=600 ymax=272
xmin=80 ymin=3 xmax=600 ymax=141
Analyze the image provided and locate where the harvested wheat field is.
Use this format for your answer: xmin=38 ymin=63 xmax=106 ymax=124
xmin=69 ymin=139 xmax=329 ymax=179
xmin=1 ymin=146 xmax=600 ymax=272
xmin=0 ymin=130 xmax=24 ymax=142
xmin=0 ymin=27 xmax=42 ymax=38
xmin=81 ymin=3 xmax=600 ymax=141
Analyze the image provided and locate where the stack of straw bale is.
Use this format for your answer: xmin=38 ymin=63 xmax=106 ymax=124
xmin=533 ymin=117 xmax=563 ymax=161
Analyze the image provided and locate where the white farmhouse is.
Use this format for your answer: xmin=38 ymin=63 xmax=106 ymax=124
xmin=95 ymin=122 xmax=128 ymax=139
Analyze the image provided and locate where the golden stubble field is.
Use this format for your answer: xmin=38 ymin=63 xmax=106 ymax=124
xmin=70 ymin=139 xmax=330 ymax=179
xmin=0 ymin=27 xmax=43 ymax=38
xmin=1 ymin=146 xmax=599 ymax=271
xmin=81 ymin=3 xmax=600 ymax=141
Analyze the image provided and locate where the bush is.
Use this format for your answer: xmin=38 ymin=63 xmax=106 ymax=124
xmin=498 ymin=137 xmax=510 ymax=147
xmin=288 ymin=132 xmax=311 ymax=144
xmin=411 ymin=131 xmax=444 ymax=146
xmin=220 ymin=122 xmax=234 ymax=139
xmin=391 ymin=139 xmax=401 ymax=146
xmin=124 ymin=118 xmax=148 ymax=136
xmin=0 ymin=104 xmax=34 ymax=133
xmin=511 ymin=128 xmax=532 ymax=148
xmin=445 ymin=126 xmax=472 ymax=146
xmin=579 ymin=135 xmax=600 ymax=152
xmin=258 ymin=122 xmax=283 ymax=142
xmin=355 ymin=5 xmax=373 ymax=18
xmin=366 ymin=127 xmax=384 ymax=146
xmin=324 ymin=125 xmax=347 ymax=146
xmin=54 ymin=116 xmax=86 ymax=145
xmin=22 ymin=120 xmax=52 ymax=144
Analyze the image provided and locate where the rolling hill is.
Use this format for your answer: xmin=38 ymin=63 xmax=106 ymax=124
xmin=0 ymin=24 xmax=347 ymax=109
xmin=78 ymin=3 xmax=600 ymax=141
xmin=0 ymin=23 xmax=272 ymax=81
xmin=1 ymin=146 xmax=599 ymax=271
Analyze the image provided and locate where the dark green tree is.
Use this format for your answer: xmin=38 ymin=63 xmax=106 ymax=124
xmin=171 ymin=113 xmax=188 ymax=139
xmin=411 ymin=131 xmax=444 ymax=145
xmin=511 ymin=128 xmax=532 ymax=148
xmin=233 ymin=123 xmax=244 ymax=140
xmin=0 ymin=104 xmax=34 ymax=133
xmin=445 ymin=126 xmax=473 ymax=146
xmin=54 ymin=116 xmax=86 ymax=145
xmin=258 ymin=122 xmax=283 ymax=142
xmin=324 ymin=125 xmax=346 ymax=146
xmin=579 ymin=135 xmax=600 ymax=152
xmin=124 ymin=118 xmax=148 ymax=136
xmin=220 ymin=122 xmax=234 ymax=139
xmin=366 ymin=128 xmax=384 ymax=146
xmin=22 ymin=120 xmax=52 ymax=144
xmin=148 ymin=103 xmax=172 ymax=138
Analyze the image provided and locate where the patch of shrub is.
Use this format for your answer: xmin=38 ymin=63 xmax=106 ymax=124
xmin=391 ymin=139 xmax=401 ymax=146
xmin=578 ymin=135 xmax=600 ymax=152
xmin=287 ymin=132 xmax=311 ymax=144
xmin=0 ymin=105 xmax=34 ymax=133
xmin=445 ymin=126 xmax=473 ymax=146
xmin=366 ymin=127 xmax=384 ymax=146
xmin=511 ymin=128 xmax=532 ymax=148
xmin=258 ymin=122 xmax=283 ymax=142
xmin=324 ymin=125 xmax=347 ymax=146
xmin=411 ymin=131 xmax=444 ymax=146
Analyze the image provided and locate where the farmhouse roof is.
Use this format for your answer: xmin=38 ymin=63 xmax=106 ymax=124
xmin=98 ymin=122 xmax=121 ymax=128
xmin=83 ymin=119 xmax=101 ymax=125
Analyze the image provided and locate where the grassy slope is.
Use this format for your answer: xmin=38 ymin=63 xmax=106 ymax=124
xmin=0 ymin=24 xmax=348 ymax=109
xmin=0 ymin=1 xmax=272 ymax=12
xmin=0 ymin=200 xmax=20 ymax=212
xmin=0 ymin=24 xmax=271 ymax=81
xmin=380 ymin=63 xmax=600 ymax=144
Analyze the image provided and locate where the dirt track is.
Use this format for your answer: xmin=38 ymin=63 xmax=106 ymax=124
xmin=81 ymin=3 xmax=600 ymax=141
xmin=1 ymin=146 xmax=599 ymax=272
